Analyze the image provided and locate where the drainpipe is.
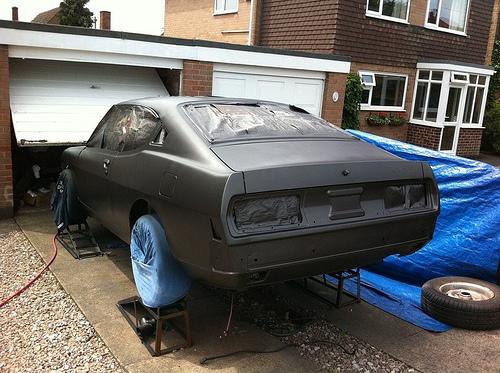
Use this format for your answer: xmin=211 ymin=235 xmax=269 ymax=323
xmin=248 ymin=0 xmax=255 ymax=46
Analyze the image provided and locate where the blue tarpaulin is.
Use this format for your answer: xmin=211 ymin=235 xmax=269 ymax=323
xmin=338 ymin=130 xmax=500 ymax=332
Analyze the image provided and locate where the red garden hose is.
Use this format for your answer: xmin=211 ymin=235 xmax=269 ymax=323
xmin=0 ymin=233 xmax=58 ymax=308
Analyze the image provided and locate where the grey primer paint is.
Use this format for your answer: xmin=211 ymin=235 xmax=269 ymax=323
xmin=62 ymin=97 xmax=440 ymax=290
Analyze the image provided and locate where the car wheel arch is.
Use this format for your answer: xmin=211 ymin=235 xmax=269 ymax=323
xmin=129 ymin=199 xmax=156 ymax=232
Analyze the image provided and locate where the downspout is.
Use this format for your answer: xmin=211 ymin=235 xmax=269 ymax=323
xmin=248 ymin=0 xmax=255 ymax=46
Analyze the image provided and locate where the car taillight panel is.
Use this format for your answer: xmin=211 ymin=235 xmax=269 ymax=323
xmin=384 ymin=184 xmax=427 ymax=211
xmin=232 ymin=195 xmax=301 ymax=233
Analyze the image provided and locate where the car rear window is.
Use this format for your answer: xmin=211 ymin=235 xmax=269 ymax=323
xmin=184 ymin=103 xmax=347 ymax=142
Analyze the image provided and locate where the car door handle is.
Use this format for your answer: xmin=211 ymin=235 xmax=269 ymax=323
xmin=103 ymin=159 xmax=111 ymax=175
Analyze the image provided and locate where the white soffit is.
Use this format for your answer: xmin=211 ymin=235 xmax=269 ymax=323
xmin=417 ymin=62 xmax=495 ymax=76
xmin=213 ymin=63 xmax=326 ymax=80
xmin=1 ymin=27 xmax=350 ymax=74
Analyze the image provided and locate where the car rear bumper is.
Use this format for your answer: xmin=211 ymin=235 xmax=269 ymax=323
xmin=185 ymin=211 xmax=438 ymax=289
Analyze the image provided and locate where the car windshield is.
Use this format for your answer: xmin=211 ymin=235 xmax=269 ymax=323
xmin=184 ymin=103 xmax=347 ymax=142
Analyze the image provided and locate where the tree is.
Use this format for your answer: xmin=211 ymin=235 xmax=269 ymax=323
xmin=59 ymin=0 xmax=94 ymax=28
xmin=342 ymin=73 xmax=363 ymax=130
xmin=483 ymin=40 xmax=500 ymax=153
xmin=487 ymin=40 xmax=500 ymax=109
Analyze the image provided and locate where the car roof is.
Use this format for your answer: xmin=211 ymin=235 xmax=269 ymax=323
xmin=119 ymin=96 xmax=279 ymax=111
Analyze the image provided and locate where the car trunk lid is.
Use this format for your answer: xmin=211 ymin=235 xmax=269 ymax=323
xmin=211 ymin=139 xmax=423 ymax=193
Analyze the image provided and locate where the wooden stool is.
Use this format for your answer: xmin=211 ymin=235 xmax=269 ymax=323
xmin=117 ymin=296 xmax=192 ymax=356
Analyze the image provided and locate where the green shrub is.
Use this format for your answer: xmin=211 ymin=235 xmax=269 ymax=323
xmin=483 ymin=102 xmax=500 ymax=153
xmin=487 ymin=40 xmax=500 ymax=109
xmin=342 ymin=73 xmax=363 ymax=130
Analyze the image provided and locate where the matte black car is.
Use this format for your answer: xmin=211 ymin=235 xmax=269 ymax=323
xmin=62 ymin=97 xmax=440 ymax=289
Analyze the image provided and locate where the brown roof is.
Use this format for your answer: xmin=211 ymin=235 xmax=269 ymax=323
xmin=32 ymin=7 xmax=60 ymax=24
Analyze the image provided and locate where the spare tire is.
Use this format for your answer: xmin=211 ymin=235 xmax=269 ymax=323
xmin=421 ymin=276 xmax=500 ymax=330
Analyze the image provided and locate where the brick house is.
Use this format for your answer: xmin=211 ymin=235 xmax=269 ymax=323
xmin=164 ymin=0 xmax=499 ymax=156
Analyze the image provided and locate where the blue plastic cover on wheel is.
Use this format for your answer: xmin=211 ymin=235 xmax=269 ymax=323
xmin=131 ymin=215 xmax=191 ymax=308
xmin=340 ymin=130 xmax=500 ymax=332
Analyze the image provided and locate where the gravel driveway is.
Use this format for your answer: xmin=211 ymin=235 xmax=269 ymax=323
xmin=0 ymin=225 xmax=122 ymax=373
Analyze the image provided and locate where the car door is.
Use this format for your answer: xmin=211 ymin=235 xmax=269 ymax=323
xmin=103 ymin=105 xmax=164 ymax=239
xmin=76 ymin=105 xmax=131 ymax=226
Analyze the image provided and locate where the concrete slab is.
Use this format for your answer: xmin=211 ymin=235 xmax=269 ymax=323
xmin=16 ymin=210 xmax=319 ymax=372
xmin=93 ymin=317 xmax=153 ymax=367
xmin=272 ymin=282 xmax=500 ymax=373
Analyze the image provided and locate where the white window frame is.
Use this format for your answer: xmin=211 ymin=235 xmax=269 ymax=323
xmin=411 ymin=65 xmax=493 ymax=129
xmin=451 ymin=71 xmax=469 ymax=84
xmin=359 ymin=71 xmax=408 ymax=112
xmin=411 ymin=69 xmax=447 ymax=128
xmin=462 ymin=74 xmax=489 ymax=127
xmin=366 ymin=0 xmax=411 ymax=24
xmin=359 ymin=72 xmax=376 ymax=87
xmin=424 ymin=0 xmax=470 ymax=36
xmin=214 ymin=0 xmax=239 ymax=15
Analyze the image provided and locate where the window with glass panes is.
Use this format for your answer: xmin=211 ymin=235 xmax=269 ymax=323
xmin=463 ymin=75 xmax=487 ymax=125
xmin=367 ymin=0 xmax=410 ymax=21
xmin=426 ymin=0 xmax=469 ymax=33
xmin=360 ymin=72 xmax=407 ymax=110
xmin=412 ymin=70 xmax=443 ymax=122
xmin=214 ymin=0 xmax=238 ymax=14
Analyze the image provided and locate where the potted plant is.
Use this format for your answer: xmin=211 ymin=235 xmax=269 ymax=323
xmin=366 ymin=112 xmax=390 ymax=126
xmin=366 ymin=112 xmax=408 ymax=126
xmin=387 ymin=113 xmax=408 ymax=126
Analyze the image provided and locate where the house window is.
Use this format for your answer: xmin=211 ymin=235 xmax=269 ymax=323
xmin=412 ymin=70 xmax=443 ymax=122
xmin=463 ymin=75 xmax=487 ymax=125
xmin=214 ymin=0 xmax=238 ymax=15
xmin=366 ymin=0 xmax=410 ymax=22
xmin=359 ymin=72 xmax=408 ymax=111
xmin=426 ymin=0 xmax=469 ymax=34
xmin=451 ymin=72 xmax=469 ymax=84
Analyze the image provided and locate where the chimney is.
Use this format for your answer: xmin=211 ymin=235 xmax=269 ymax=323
xmin=100 ymin=11 xmax=111 ymax=30
xmin=12 ymin=7 xmax=18 ymax=21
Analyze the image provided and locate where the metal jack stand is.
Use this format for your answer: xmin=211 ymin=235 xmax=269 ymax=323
xmin=294 ymin=268 xmax=361 ymax=308
xmin=56 ymin=221 xmax=103 ymax=259
xmin=117 ymin=296 xmax=192 ymax=356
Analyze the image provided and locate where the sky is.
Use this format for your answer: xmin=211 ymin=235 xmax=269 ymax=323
xmin=0 ymin=0 xmax=165 ymax=35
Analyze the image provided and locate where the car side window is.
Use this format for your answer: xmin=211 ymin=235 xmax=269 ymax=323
xmin=121 ymin=106 xmax=162 ymax=152
xmin=86 ymin=107 xmax=115 ymax=148
xmin=102 ymin=106 xmax=132 ymax=152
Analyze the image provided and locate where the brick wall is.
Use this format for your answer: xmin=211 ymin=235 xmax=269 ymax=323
xmin=407 ymin=123 xmax=441 ymax=150
xmin=259 ymin=0 xmax=495 ymax=68
xmin=485 ymin=0 xmax=500 ymax=64
xmin=165 ymin=0 xmax=251 ymax=44
xmin=322 ymin=72 xmax=347 ymax=126
xmin=408 ymin=0 xmax=427 ymax=26
xmin=181 ymin=60 xmax=213 ymax=96
xmin=334 ymin=0 xmax=495 ymax=68
xmin=259 ymin=0 xmax=338 ymax=53
xmin=456 ymin=128 xmax=484 ymax=157
xmin=352 ymin=62 xmax=416 ymax=142
xmin=0 ymin=45 xmax=13 ymax=218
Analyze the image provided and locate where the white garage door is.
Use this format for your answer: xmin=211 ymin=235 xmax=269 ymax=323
xmin=9 ymin=59 xmax=169 ymax=146
xmin=212 ymin=65 xmax=325 ymax=116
